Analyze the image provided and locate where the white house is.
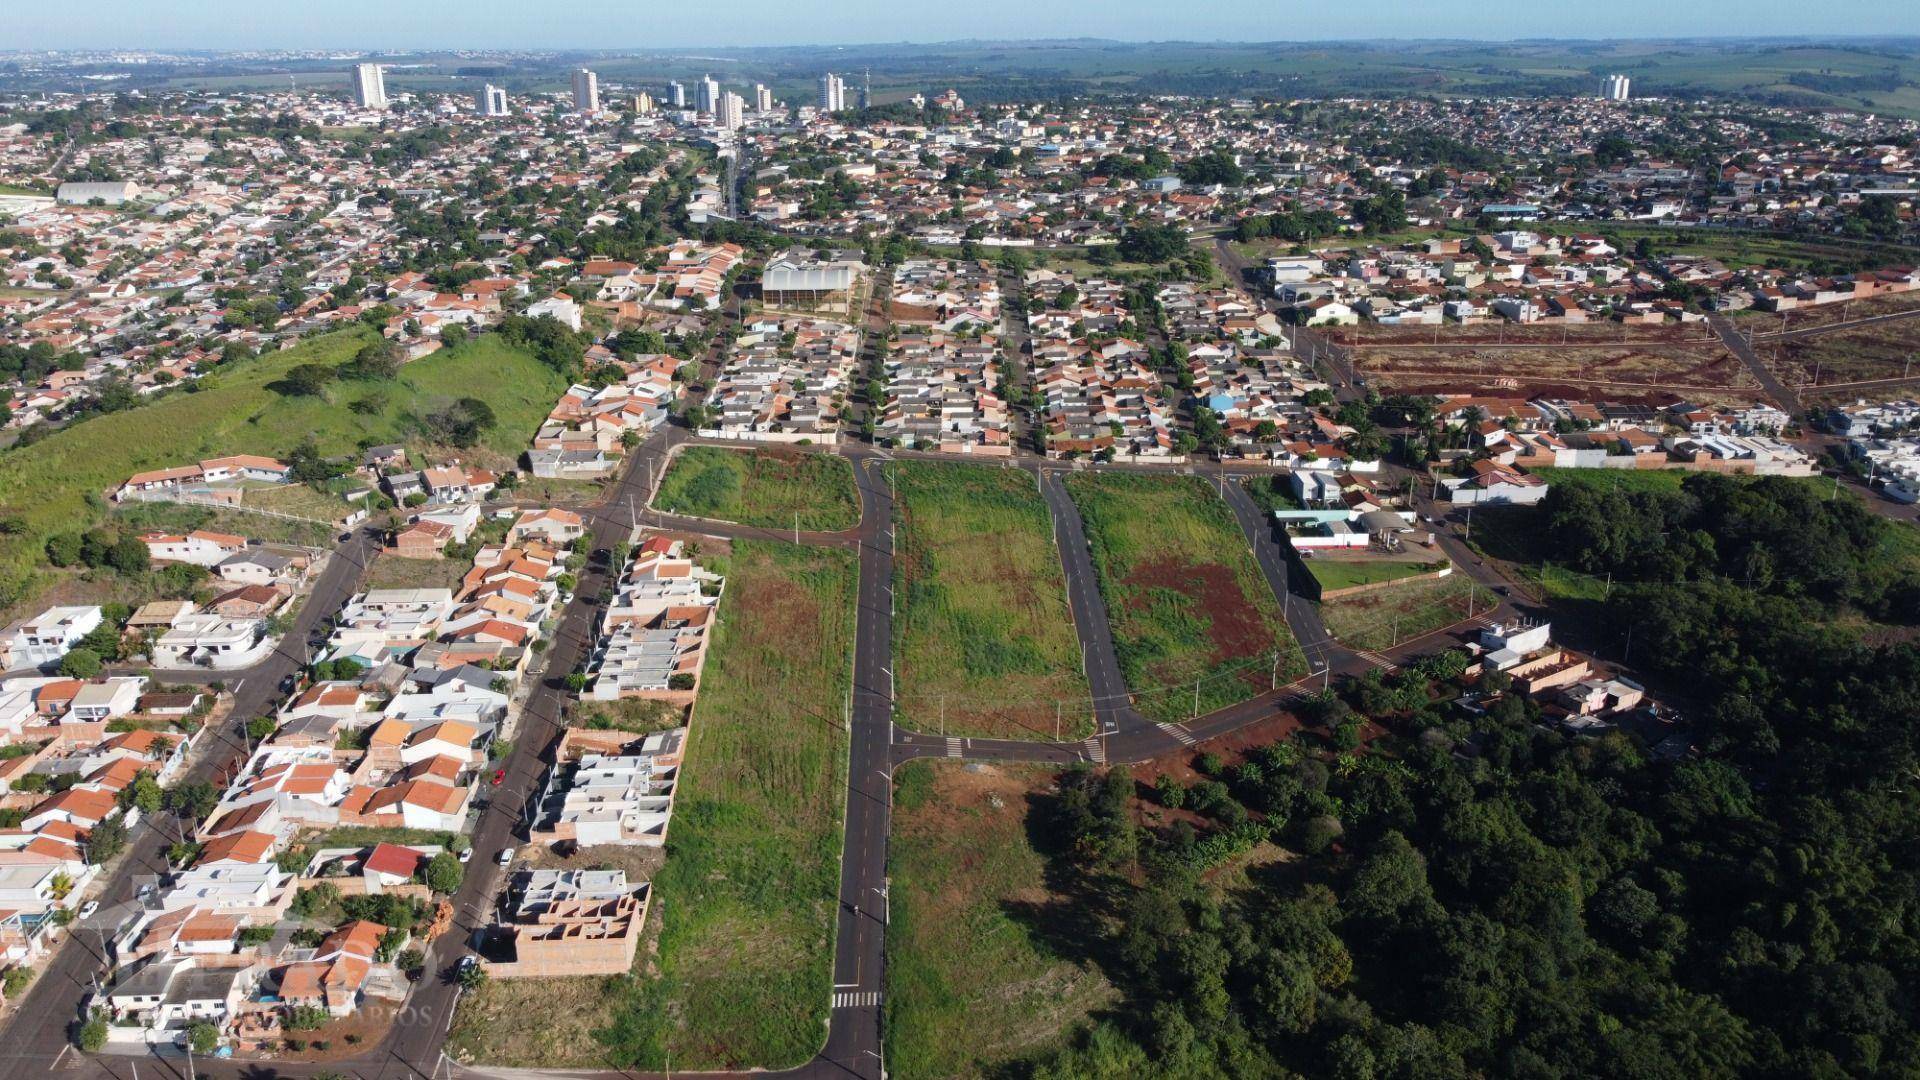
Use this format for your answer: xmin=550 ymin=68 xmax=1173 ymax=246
xmin=152 ymin=615 xmax=272 ymax=671
xmin=2 ymin=606 xmax=103 ymax=669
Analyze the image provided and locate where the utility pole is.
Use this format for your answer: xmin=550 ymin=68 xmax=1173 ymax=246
xmin=1192 ymin=678 xmax=1201 ymax=719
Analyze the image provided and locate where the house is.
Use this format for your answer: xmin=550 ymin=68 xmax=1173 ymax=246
xmin=482 ymin=869 xmax=649 ymax=979
xmin=143 ymin=530 xmax=248 ymax=568
xmin=215 ymin=550 xmax=301 ymax=588
xmin=68 ymin=677 xmax=146 ymax=721
xmin=359 ymin=842 xmax=430 ymax=893
xmin=152 ymin=615 xmax=271 ymax=671
xmin=507 ymin=508 xmax=586 ymax=546
xmin=275 ymin=919 xmax=385 ymax=1017
xmin=104 ymin=958 xmax=262 ymax=1028
xmin=2 ymin=607 xmax=104 ymax=669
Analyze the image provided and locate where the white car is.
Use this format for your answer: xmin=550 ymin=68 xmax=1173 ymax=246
xmin=457 ymin=847 xmax=473 ymax=864
xmin=76 ymin=900 xmax=99 ymax=920
xmin=496 ymin=847 xmax=514 ymax=867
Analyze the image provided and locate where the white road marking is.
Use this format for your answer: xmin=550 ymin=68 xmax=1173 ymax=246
xmin=1159 ymin=723 xmax=1198 ymax=747
xmin=833 ymin=990 xmax=882 ymax=1008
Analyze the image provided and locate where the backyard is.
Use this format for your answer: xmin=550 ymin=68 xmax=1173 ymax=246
xmin=591 ymin=540 xmax=856 ymax=1071
xmin=892 ymin=462 xmax=1093 ymax=739
xmin=885 ymin=760 xmax=1115 ymax=1080
xmin=652 ymin=446 xmax=860 ymax=531
xmin=1066 ymin=472 xmax=1301 ymax=722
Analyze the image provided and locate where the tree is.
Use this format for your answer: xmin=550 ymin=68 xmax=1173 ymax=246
xmin=458 ymin=962 xmax=488 ymax=989
xmin=106 ymin=535 xmax=149 ymax=575
xmin=77 ymin=1016 xmax=108 ymax=1052
xmin=85 ymin=814 xmax=127 ymax=865
xmin=421 ymin=851 xmax=463 ymax=895
xmin=276 ymin=363 xmax=334 ymax=397
xmin=59 ymin=649 xmax=102 ymax=680
xmin=187 ymin=1021 xmax=219 ymax=1054
xmin=246 ymin=715 xmax=278 ymax=742
xmin=1117 ymin=224 xmax=1188 ymax=263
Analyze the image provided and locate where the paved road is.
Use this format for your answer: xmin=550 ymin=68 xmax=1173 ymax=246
xmin=1216 ymin=474 xmax=1337 ymax=668
xmin=0 ymin=523 xmax=383 ymax=1078
xmin=1034 ymin=468 xmax=1151 ymax=737
xmin=1709 ymin=312 xmax=1804 ymax=415
xmin=815 ymin=455 xmax=894 ymax=1080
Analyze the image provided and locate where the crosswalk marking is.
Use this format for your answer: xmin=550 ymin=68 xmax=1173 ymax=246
xmin=1085 ymin=737 xmax=1106 ymax=764
xmin=1357 ymin=650 xmax=1399 ymax=671
xmin=1159 ymin=723 xmax=1198 ymax=747
xmin=833 ymin=990 xmax=881 ymax=1008
xmin=944 ymin=736 xmax=962 ymax=758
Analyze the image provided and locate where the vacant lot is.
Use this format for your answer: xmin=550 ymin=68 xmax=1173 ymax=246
xmin=593 ymin=540 xmax=854 ymax=1071
xmin=0 ymin=329 xmax=566 ymax=617
xmin=1352 ymin=338 xmax=1757 ymax=404
xmin=1321 ymin=573 xmax=1497 ymax=651
xmin=1306 ymin=557 xmax=1445 ymax=594
xmin=886 ymin=761 xmax=1115 ymax=1080
xmin=364 ymin=553 xmax=470 ymax=592
xmin=893 ymin=463 xmax=1093 ymax=739
xmin=653 ymin=446 xmax=859 ymax=531
xmin=1066 ymin=473 xmax=1300 ymax=722
xmin=1771 ymin=317 xmax=1920 ymax=396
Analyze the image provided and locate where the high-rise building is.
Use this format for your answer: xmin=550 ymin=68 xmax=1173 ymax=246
xmin=633 ymin=91 xmax=655 ymax=114
xmin=859 ymin=69 xmax=871 ymax=110
xmin=820 ymin=72 xmax=847 ymax=113
xmin=668 ymin=81 xmax=687 ymax=108
xmin=476 ymin=84 xmax=510 ymax=117
xmin=697 ymin=75 xmax=721 ymax=114
xmin=572 ymin=68 xmax=601 ymax=114
xmin=350 ymin=63 xmax=387 ymax=110
xmin=753 ymin=83 xmax=773 ymax=113
xmin=718 ymin=91 xmax=745 ymax=131
xmin=1600 ymin=74 xmax=1631 ymax=101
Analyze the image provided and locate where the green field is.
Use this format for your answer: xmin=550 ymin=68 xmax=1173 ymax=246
xmin=0 ymin=329 xmax=568 ymax=616
xmin=1065 ymin=473 xmax=1301 ymax=722
xmin=1321 ymin=573 xmax=1497 ymax=651
xmin=892 ymin=463 xmax=1093 ymax=740
xmin=653 ymin=446 xmax=859 ymax=531
xmin=1305 ymin=558 xmax=1444 ymax=594
xmin=592 ymin=540 xmax=854 ymax=1071
xmin=886 ymin=760 xmax=1114 ymax=1080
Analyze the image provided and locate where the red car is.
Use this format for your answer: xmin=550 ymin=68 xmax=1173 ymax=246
xmin=491 ymin=768 xmax=506 ymax=786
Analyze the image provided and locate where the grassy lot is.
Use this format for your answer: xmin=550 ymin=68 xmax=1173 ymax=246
xmin=1321 ymin=573 xmax=1498 ymax=651
xmin=364 ymin=553 xmax=470 ymax=592
xmin=892 ymin=462 xmax=1093 ymax=739
xmin=653 ymin=446 xmax=859 ymax=531
xmin=1066 ymin=473 xmax=1301 ymax=722
xmin=0 ymin=329 xmax=566 ymax=617
xmin=109 ymin=500 xmax=334 ymax=549
xmin=1306 ymin=558 xmax=1444 ymax=594
xmin=1241 ymin=474 xmax=1302 ymax=513
xmin=886 ymin=760 xmax=1114 ymax=1080
xmin=592 ymin=540 xmax=854 ymax=1071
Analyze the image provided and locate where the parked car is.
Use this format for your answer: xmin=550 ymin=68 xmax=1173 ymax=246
xmin=496 ymin=847 xmax=514 ymax=867
xmin=77 ymin=900 xmax=99 ymax=920
xmin=457 ymin=847 xmax=472 ymax=864
xmin=491 ymin=768 xmax=506 ymax=786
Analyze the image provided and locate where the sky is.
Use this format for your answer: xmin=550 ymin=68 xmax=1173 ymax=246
xmin=11 ymin=0 xmax=1920 ymax=51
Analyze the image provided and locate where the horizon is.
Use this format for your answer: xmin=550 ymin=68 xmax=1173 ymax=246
xmin=11 ymin=0 xmax=1920 ymax=52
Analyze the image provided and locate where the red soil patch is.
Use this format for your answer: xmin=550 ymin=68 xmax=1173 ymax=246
xmin=1124 ymin=556 xmax=1271 ymax=667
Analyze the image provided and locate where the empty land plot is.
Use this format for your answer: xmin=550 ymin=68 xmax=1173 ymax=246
xmin=1321 ymin=573 xmax=1499 ymax=651
xmin=653 ymin=446 xmax=859 ymax=531
xmin=1306 ymin=557 xmax=1445 ymax=594
xmin=892 ymin=462 xmax=1094 ymax=739
xmin=1066 ymin=472 xmax=1300 ymax=722
xmin=885 ymin=760 xmax=1116 ymax=1080
xmin=1761 ymin=289 xmax=1920 ymax=334
xmin=592 ymin=540 xmax=854 ymax=1072
xmin=1770 ymin=320 xmax=1920 ymax=394
xmin=0 ymin=327 xmax=566 ymax=615
xmin=1354 ymin=341 xmax=1759 ymax=403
